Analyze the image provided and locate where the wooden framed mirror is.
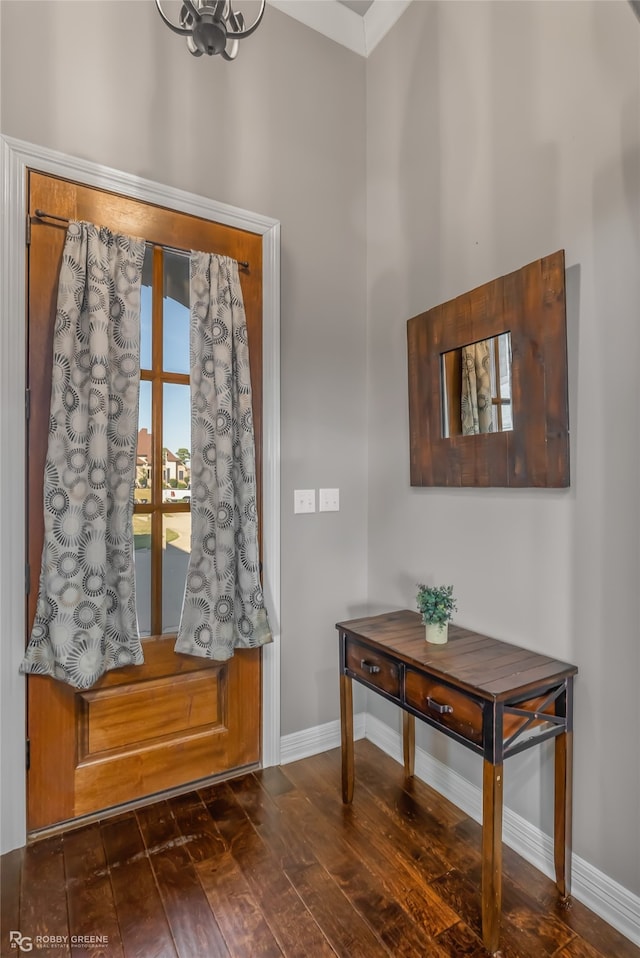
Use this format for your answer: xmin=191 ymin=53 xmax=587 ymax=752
xmin=407 ymin=250 xmax=569 ymax=487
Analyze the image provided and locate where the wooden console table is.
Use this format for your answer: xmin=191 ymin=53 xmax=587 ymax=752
xmin=337 ymin=610 xmax=578 ymax=955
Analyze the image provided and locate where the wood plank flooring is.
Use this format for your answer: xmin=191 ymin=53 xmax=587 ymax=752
xmin=2 ymin=740 xmax=638 ymax=958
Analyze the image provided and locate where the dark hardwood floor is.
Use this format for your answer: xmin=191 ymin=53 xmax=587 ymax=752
xmin=2 ymin=740 xmax=638 ymax=958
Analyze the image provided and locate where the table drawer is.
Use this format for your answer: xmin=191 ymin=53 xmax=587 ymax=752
xmin=345 ymin=640 xmax=400 ymax=698
xmin=405 ymin=670 xmax=483 ymax=745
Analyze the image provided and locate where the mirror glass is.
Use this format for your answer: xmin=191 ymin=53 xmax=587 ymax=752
xmin=440 ymin=332 xmax=513 ymax=438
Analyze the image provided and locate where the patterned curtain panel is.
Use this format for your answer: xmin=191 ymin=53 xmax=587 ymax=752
xmin=175 ymin=253 xmax=272 ymax=660
xmin=21 ymin=222 xmax=146 ymax=689
xmin=461 ymin=340 xmax=493 ymax=435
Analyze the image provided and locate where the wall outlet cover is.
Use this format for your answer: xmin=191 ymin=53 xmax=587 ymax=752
xmin=319 ymin=488 xmax=340 ymax=512
xmin=294 ymin=489 xmax=316 ymax=514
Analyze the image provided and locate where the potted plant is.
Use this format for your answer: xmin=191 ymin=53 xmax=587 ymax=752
xmin=416 ymin=584 xmax=457 ymax=644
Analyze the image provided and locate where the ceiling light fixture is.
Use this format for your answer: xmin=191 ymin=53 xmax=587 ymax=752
xmin=155 ymin=0 xmax=266 ymax=59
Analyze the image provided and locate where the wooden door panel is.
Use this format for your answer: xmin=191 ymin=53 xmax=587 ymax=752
xmin=27 ymin=676 xmax=77 ymax=828
xmin=74 ymin=650 xmax=260 ymax=818
xmin=79 ymin=668 xmax=225 ymax=757
xmin=26 ymin=172 xmax=263 ymax=832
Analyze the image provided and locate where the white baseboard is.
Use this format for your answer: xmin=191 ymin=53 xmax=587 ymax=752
xmin=280 ymin=712 xmax=640 ymax=948
xmin=280 ymin=711 xmax=366 ymax=764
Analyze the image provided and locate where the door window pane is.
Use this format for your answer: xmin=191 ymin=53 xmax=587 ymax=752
xmin=140 ymin=246 xmax=153 ymax=371
xmin=163 ymin=383 xmax=191 ymax=492
xmin=162 ymin=513 xmax=191 ymax=635
xmin=163 ymin=250 xmax=190 ymax=375
xmin=135 ymin=380 xmax=152 ymax=504
xmin=133 ymin=514 xmax=152 ymax=638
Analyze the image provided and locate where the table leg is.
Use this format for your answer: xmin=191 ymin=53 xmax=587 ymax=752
xmin=554 ymin=729 xmax=573 ymax=902
xmin=403 ymin=711 xmax=415 ymax=779
xmin=482 ymin=760 xmax=504 ymax=955
xmin=340 ymin=673 xmax=354 ymax=804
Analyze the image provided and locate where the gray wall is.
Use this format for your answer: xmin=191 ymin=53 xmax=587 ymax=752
xmin=365 ymin=0 xmax=640 ymax=895
xmin=0 ymin=0 xmax=369 ymax=739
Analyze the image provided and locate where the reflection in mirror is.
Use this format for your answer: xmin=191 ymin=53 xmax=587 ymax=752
xmin=441 ymin=333 xmax=513 ymax=438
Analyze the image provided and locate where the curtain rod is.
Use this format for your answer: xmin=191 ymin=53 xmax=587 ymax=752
xmin=31 ymin=209 xmax=250 ymax=270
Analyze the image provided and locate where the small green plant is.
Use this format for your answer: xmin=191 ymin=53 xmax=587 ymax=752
xmin=416 ymin=584 xmax=457 ymax=626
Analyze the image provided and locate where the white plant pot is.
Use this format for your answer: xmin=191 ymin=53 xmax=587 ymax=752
xmin=425 ymin=622 xmax=448 ymax=644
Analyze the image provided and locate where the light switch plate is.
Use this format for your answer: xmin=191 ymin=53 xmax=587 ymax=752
xmin=294 ymin=489 xmax=316 ymax=514
xmin=319 ymin=488 xmax=339 ymax=512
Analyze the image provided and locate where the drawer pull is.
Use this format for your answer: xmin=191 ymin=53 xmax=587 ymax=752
xmin=360 ymin=659 xmax=381 ymax=675
xmin=427 ymin=696 xmax=453 ymax=715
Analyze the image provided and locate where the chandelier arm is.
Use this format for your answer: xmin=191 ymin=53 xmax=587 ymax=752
xmin=155 ymin=0 xmax=192 ymax=36
xmin=182 ymin=0 xmax=203 ymax=23
xmin=226 ymin=0 xmax=266 ymax=39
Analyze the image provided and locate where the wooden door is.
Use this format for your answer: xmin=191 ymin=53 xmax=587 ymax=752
xmin=26 ymin=171 xmax=264 ymax=832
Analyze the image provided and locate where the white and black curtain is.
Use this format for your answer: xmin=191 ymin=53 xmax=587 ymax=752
xmin=175 ymin=252 xmax=272 ymax=659
xmin=461 ymin=340 xmax=493 ymax=435
xmin=21 ymin=223 xmax=146 ymax=689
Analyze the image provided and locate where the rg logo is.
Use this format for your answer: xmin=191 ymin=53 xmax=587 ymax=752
xmin=9 ymin=931 xmax=33 ymax=952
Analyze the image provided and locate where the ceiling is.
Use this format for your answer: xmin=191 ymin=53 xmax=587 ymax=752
xmin=338 ymin=0 xmax=375 ymax=14
xmin=266 ymin=0 xmax=411 ymax=56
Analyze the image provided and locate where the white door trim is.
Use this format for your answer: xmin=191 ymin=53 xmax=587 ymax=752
xmin=0 ymin=135 xmax=281 ymax=853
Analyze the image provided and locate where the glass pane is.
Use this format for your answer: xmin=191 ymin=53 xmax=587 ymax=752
xmin=133 ymin=514 xmax=152 ymax=638
xmin=140 ymin=246 xmax=153 ymax=371
xmin=163 ymin=250 xmax=190 ymax=375
xmin=163 ymin=383 xmax=191 ymax=495
xmin=441 ymin=332 xmax=513 ymax=437
xmin=135 ymin=380 xmax=153 ymax=504
xmin=497 ymin=333 xmax=513 ymax=430
xmin=162 ymin=513 xmax=191 ymax=635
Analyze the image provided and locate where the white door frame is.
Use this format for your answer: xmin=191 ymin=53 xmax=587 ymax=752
xmin=0 ymin=135 xmax=281 ymax=854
